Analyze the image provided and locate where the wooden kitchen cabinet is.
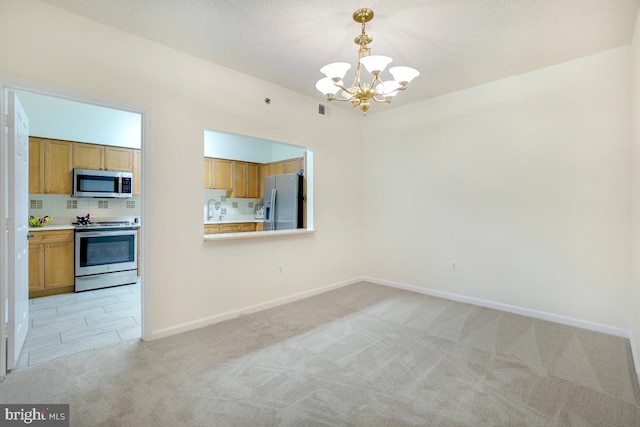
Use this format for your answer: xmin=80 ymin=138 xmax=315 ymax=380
xmin=240 ymin=223 xmax=256 ymax=232
xmin=44 ymin=139 xmax=73 ymax=194
xmin=205 ymin=157 xmax=261 ymax=198
xmin=269 ymin=161 xmax=284 ymax=176
xmin=29 ymin=137 xmax=44 ymax=194
xmin=204 ymin=222 xmax=258 ymax=234
xmin=29 ymin=244 xmax=45 ymax=293
xmin=204 ymin=158 xmax=213 ymax=189
xmin=204 ymin=157 xmax=234 ymax=190
xmin=30 ymin=138 xmax=139 ymax=194
xmin=73 ymin=142 xmax=104 ymax=170
xmin=133 ymin=149 xmax=142 ymax=195
xmin=29 ymin=229 xmax=75 ymax=298
xmin=256 ymin=222 xmax=264 ymax=232
xmin=220 ymin=223 xmax=242 ymax=233
xmin=247 ymin=163 xmax=260 ymax=198
xmin=259 ymin=164 xmax=269 ymax=199
xmin=284 ymin=157 xmax=303 ymax=174
xmin=263 ymin=157 xmax=302 ymax=177
xmin=204 ymin=224 xmax=220 ymax=234
xmin=73 ymin=143 xmax=134 ymax=172
xmin=104 ymin=146 xmax=133 ymax=171
xmin=213 ymin=159 xmax=233 ymax=190
xmin=233 ymin=162 xmax=247 ymax=198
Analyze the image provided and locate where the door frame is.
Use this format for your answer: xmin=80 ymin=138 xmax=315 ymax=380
xmin=1 ymin=83 xmax=7 ymax=380
xmin=0 ymin=78 xmax=149 ymax=378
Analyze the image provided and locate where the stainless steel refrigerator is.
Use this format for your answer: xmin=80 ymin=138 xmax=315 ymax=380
xmin=263 ymin=173 xmax=303 ymax=231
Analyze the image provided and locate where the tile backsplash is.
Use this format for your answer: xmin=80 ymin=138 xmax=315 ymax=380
xmin=203 ymin=189 xmax=263 ymax=221
xmin=29 ymin=194 xmax=141 ymax=225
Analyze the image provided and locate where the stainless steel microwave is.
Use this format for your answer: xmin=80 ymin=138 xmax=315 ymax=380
xmin=73 ymin=168 xmax=133 ymax=198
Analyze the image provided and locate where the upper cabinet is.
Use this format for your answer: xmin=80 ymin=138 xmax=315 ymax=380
xmin=203 ymin=158 xmax=213 ymax=189
xmin=29 ymin=137 xmax=44 ymax=194
xmin=133 ymin=149 xmax=141 ymax=195
xmin=232 ymin=162 xmax=247 ymax=198
xmin=204 ymin=157 xmax=261 ymax=197
xmin=212 ymin=159 xmax=233 ymax=190
xmin=204 ymin=156 xmax=303 ymax=199
xmin=204 ymin=157 xmax=233 ymax=191
xmin=73 ymin=142 xmax=104 ymax=170
xmin=283 ymin=158 xmax=302 ymax=174
xmin=43 ymin=139 xmax=73 ymax=195
xmin=247 ymin=163 xmax=261 ymax=199
xmin=269 ymin=161 xmax=284 ymax=176
xmin=72 ymin=143 xmax=133 ymax=172
xmin=29 ymin=137 xmax=140 ymax=195
xmin=104 ymin=146 xmax=133 ymax=171
xmin=264 ymin=157 xmax=304 ymax=177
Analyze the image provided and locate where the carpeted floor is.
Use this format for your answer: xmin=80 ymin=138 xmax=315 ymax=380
xmin=1 ymin=282 xmax=639 ymax=426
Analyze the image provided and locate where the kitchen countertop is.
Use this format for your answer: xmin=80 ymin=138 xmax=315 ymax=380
xmin=29 ymin=223 xmax=140 ymax=232
xmin=29 ymin=225 xmax=75 ymax=232
xmin=204 ymin=219 xmax=263 ymax=225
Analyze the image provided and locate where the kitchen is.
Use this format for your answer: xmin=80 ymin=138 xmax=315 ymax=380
xmin=202 ymin=129 xmax=312 ymax=238
xmin=17 ymin=90 xmax=144 ymax=368
xmin=17 ymin=92 xmax=313 ymax=368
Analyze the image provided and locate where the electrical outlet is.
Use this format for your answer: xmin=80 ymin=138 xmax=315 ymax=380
xmin=451 ymin=262 xmax=457 ymax=271
xmin=277 ymin=265 xmax=284 ymax=275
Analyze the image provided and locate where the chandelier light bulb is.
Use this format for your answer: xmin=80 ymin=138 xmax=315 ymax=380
xmin=388 ymin=66 xmax=420 ymax=85
xmin=320 ymin=62 xmax=351 ymax=81
xmin=359 ymin=55 xmax=393 ymax=75
xmin=376 ymin=81 xmax=401 ymax=98
xmin=315 ymin=77 xmax=342 ymax=95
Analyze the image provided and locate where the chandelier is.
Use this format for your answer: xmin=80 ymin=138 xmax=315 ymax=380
xmin=315 ymin=8 xmax=420 ymax=115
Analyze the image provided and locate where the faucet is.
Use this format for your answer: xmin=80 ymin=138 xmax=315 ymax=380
xmin=207 ymin=199 xmax=220 ymax=220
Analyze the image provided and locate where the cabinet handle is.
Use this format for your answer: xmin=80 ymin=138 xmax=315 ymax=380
xmin=27 ymin=234 xmax=37 ymax=239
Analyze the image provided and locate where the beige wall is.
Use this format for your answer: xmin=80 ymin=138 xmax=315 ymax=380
xmin=2 ymin=0 xmax=639 ymax=354
xmin=0 ymin=0 xmax=364 ymax=338
xmin=364 ymin=47 xmax=633 ymax=330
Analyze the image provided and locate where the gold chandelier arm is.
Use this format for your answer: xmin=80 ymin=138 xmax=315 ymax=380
xmin=372 ymin=96 xmax=392 ymax=104
xmin=326 ymin=95 xmax=353 ymax=103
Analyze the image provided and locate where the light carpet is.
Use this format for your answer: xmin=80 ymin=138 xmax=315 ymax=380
xmin=1 ymin=282 xmax=639 ymax=426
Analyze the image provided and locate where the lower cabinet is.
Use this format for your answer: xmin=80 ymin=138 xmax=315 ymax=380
xmin=29 ymin=229 xmax=74 ymax=298
xmin=204 ymin=224 xmax=220 ymax=234
xmin=204 ymin=222 xmax=259 ymax=235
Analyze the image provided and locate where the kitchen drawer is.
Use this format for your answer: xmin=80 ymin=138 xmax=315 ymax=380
xmin=241 ymin=223 xmax=256 ymax=232
xmin=204 ymin=224 xmax=220 ymax=234
xmin=220 ymin=224 xmax=242 ymax=233
xmin=29 ymin=229 xmax=74 ymax=243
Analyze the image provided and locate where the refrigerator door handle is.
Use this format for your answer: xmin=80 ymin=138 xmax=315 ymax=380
xmin=269 ymin=188 xmax=277 ymax=230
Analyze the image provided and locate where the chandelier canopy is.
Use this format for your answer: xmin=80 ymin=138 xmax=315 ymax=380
xmin=315 ymin=8 xmax=420 ymax=115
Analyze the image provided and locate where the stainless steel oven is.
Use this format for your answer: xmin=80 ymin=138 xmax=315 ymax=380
xmin=74 ymin=225 xmax=138 ymax=292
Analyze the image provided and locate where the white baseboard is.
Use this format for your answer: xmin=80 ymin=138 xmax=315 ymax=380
xmin=149 ymin=277 xmax=361 ymax=340
xmin=364 ymin=276 xmax=631 ymax=339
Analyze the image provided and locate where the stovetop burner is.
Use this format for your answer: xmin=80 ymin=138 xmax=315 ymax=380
xmin=72 ymin=214 xmax=136 ymax=229
xmin=74 ymin=221 xmax=134 ymax=228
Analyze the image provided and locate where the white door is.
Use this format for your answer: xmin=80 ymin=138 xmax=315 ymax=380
xmin=6 ymin=91 xmax=29 ymax=370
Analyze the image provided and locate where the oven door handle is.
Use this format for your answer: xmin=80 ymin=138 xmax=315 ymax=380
xmin=76 ymin=230 xmax=138 ymax=238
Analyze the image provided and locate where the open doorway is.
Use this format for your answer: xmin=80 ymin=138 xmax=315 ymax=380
xmin=5 ymin=88 xmax=144 ymax=370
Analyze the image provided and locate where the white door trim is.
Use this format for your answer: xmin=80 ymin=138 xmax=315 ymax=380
xmin=0 ymin=83 xmax=7 ymax=380
xmin=0 ymin=77 xmax=149 ymax=365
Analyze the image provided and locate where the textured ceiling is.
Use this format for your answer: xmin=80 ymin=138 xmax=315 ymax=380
xmin=40 ymin=0 xmax=640 ymax=112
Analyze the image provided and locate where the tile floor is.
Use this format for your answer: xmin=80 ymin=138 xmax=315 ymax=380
xmin=16 ymin=281 xmax=141 ymax=369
